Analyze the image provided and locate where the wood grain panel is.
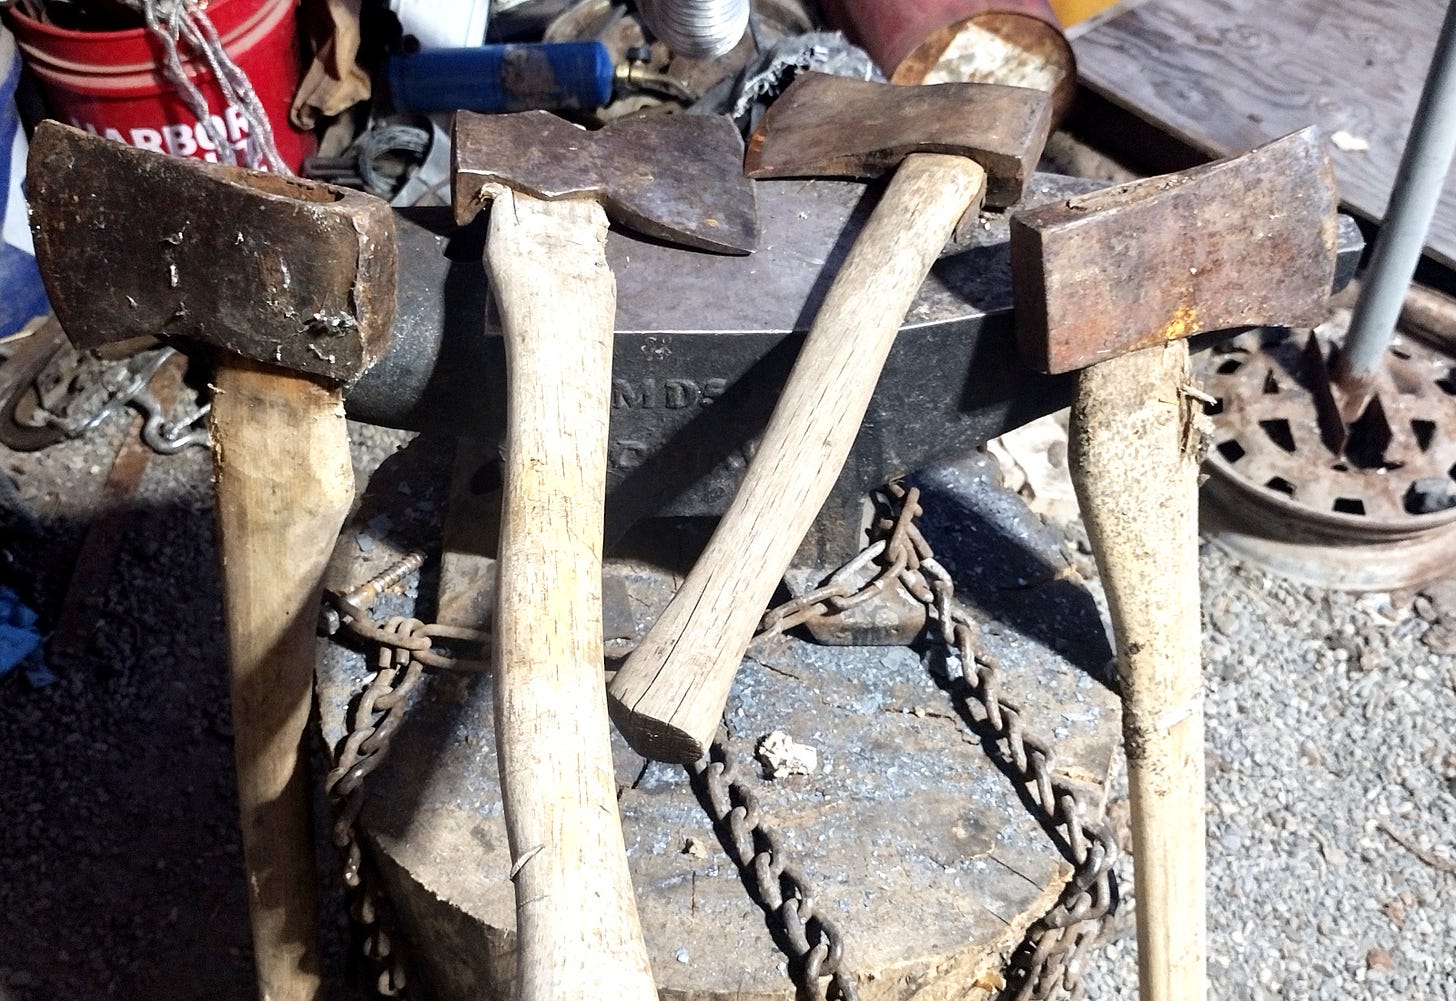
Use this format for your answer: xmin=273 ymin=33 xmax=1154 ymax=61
xmin=1073 ymin=0 xmax=1456 ymax=270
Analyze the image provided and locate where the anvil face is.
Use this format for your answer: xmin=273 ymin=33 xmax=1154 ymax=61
xmin=348 ymin=176 xmax=1361 ymax=557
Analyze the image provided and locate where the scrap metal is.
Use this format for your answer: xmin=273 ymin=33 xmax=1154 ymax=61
xmin=1200 ymin=324 xmax=1456 ymax=590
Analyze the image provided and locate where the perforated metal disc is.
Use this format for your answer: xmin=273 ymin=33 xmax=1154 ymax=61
xmin=1198 ymin=324 xmax=1456 ymax=590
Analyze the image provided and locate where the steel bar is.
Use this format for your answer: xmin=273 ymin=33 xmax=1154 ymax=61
xmin=1339 ymin=0 xmax=1456 ymax=384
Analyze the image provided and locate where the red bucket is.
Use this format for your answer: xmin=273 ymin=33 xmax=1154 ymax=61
xmin=7 ymin=0 xmax=312 ymax=172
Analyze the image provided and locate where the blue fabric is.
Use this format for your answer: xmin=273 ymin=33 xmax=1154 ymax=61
xmin=0 ymin=36 xmax=49 ymax=334
xmin=0 ymin=584 xmax=45 ymax=683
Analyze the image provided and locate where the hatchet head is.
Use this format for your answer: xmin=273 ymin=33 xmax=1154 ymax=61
xmin=1011 ymin=128 xmax=1339 ymax=374
xmin=28 ymin=121 xmax=397 ymax=385
xmin=743 ymin=70 xmax=1053 ymax=209
xmin=452 ymin=110 xmax=759 ymax=255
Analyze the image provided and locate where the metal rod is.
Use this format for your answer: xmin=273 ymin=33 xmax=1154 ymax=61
xmin=636 ymin=0 xmax=748 ymax=59
xmin=1340 ymin=0 xmax=1456 ymax=382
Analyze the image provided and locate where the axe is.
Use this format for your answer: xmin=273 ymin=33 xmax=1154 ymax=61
xmin=28 ymin=123 xmax=398 ymax=1001
xmin=1011 ymin=129 xmax=1339 ymax=1000
xmin=450 ymin=110 xmax=756 ymax=1000
xmin=607 ymin=71 xmax=1053 ymax=763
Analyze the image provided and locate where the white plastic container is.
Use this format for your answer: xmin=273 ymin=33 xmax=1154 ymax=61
xmin=390 ymin=0 xmax=491 ymax=49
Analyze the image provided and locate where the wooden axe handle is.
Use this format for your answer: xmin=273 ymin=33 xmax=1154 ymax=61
xmin=1068 ymin=341 xmax=1207 ymax=1001
xmin=486 ymin=189 xmax=656 ymax=1001
xmin=211 ymin=357 xmax=356 ymax=1001
xmin=608 ymin=153 xmax=987 ymax=762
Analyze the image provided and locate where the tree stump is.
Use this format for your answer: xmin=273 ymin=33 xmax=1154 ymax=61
xmin=317 ymin=441 xmax=1121 ymax=1000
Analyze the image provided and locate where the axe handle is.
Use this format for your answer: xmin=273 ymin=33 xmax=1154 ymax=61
xmin=211 ymin=357 xmax=356 ymax=1001
xmin=608 ymin=153 xmax=987 ymax=762
xmin=1068 ymin=341 xmax=1207 ymax=1001
xmin=486 ymin=189 xmax=657 ymax=1001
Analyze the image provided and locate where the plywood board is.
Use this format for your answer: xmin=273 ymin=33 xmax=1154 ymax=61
xmin=1073 ymin=0 xmax=1456 ymax=270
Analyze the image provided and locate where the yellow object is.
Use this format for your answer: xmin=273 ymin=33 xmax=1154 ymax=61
xmin=1050 ymin=0 xmax=1120 ymax=25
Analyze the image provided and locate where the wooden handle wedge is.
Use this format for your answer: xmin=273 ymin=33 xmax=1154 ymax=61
xmin=486 ymin=189 xmax=657 ymax=1001
xmin=211 ymin=357 xmax=357 ymax=1001
xmin=1068 ymin=340 xmax=1206 ymax=1001
xmin=608 ymin=153 xmax=987 ymax=763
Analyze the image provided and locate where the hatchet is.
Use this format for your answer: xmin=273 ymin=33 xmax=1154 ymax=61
xmin=451 ymin=109 xmax=756 ymax=1001
xmin=1011 ymin=129 xmax=1339 ymax=1001
xmin=606 ymin=71 xmax=1052 ymax=763
xmin=28 ymin=122 xmax=397 ymax=1001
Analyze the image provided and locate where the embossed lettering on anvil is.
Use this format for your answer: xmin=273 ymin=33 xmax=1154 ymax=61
xmin=611 ymin=378 xmax=728 ymax=410
xmin=607 ymin=437 xmax=757 ymax=472
xmin=609 ymin=441 xmax=651 ymax=470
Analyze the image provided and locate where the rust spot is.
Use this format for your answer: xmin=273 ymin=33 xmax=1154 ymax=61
xmin=1162 ymin=303 xmax=1200 ymax=342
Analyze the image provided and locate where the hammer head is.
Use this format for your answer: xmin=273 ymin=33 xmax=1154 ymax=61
xmin=452 ymin=110 xmax=758 ymax=255
xmin=744 ymin=71 xmax=1053 ymax=209
xmin=1010 ymin=128 xmax=1339 ymax=374
xmin=28 ymin=122 xmax=397 ymax=385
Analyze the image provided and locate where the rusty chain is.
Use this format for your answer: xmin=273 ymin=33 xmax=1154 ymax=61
xmin=753 ymin=482 xmax=1119 ymax=1001
xmin=324 ymin=549 xmax=860 ymax=1001
xmin=322 ymin=551 xmax=489 ymax=997
xmin=688 ymin=731 xmax=861 ymax=1001
xmin=325 ymin=479 xmax=1116 ymax=1001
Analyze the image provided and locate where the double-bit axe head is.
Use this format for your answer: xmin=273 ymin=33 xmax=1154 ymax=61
xmin=452 ymin=110 xmax=759 ymax=255
xmin=28 ymin=122 xmax=397 ymax=385
xmin=1011 ymin=128 xmax=1339 ymax=374
xmin=744 ymin=71 xmax=1053 ymax=209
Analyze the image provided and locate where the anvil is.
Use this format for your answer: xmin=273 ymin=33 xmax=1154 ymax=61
xmin=343 ymin=176 xmax=1362 ymax=563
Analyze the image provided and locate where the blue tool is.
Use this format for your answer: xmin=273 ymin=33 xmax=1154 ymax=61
xmin=387 ymin=41 xmax=616 ymax=114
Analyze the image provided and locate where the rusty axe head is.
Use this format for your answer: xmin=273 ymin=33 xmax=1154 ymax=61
xmin=452 ymin=110 xmax=759 ymax=255
xmin=743 ymin=71 xmax=1053 ymax=209
xmin=1010 ymin=128 xmax=1339 ymax=374
xmin=27 ymin=122 xmax=397 ymax=385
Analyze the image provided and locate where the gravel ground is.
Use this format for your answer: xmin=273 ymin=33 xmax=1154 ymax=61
xmin=3 ymin=404 xmax=1456 ymax=1000
xmin=0 ymin=416 xmax=411 ymax=1001
xmin=1081 ymin=542 xmax=1456 ymax=1000
xmin=1 ymin=421 xmax=257 ymax=1001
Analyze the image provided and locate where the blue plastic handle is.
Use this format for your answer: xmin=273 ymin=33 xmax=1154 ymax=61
xmin=387 ymin=41 xmax=615 ymax=114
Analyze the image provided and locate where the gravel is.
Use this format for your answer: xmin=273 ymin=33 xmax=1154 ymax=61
xmin=3 ymin=410 xmax=1456 ymax=999
xmin=1 ymin=424 xmax=259 ymax=1001
xmin=0 ymin=418 xmax=412 ymax=1001
xmin=1080 ymin=542 xmax=1456 ymax=1001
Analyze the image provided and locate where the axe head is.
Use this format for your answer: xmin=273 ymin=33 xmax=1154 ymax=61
xmin=744 ymin=71 xmax=1053 ymax=209
xmin=452 ymin=110 xmax=759 ymax=256
xmin=28 ymin=122 xmax=397 ymax=385
xmin=1011 ymin=128 xmax=1339 ymax=374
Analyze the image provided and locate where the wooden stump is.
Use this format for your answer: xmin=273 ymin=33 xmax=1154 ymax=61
xmin=317 ymin=443 xmax=1122 ymax=1000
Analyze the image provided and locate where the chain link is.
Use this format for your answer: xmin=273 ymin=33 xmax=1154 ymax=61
xmin=325 ymin=482 xmax=1117 ymax=1000
xmin=15 ymin=343 xmax=212 ymax=452
xmin=323 ymin=552 xmax=490 ymax=998
xmin=28 ymin=346 xmax=168 ymax=439
xmin=688 ymin=731 xmax=861 ymax=1001
xmin=133 ymin=384 xmax=211 ymax=453
xmin=751 ymin=482 xmax=1119 ymax=1001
